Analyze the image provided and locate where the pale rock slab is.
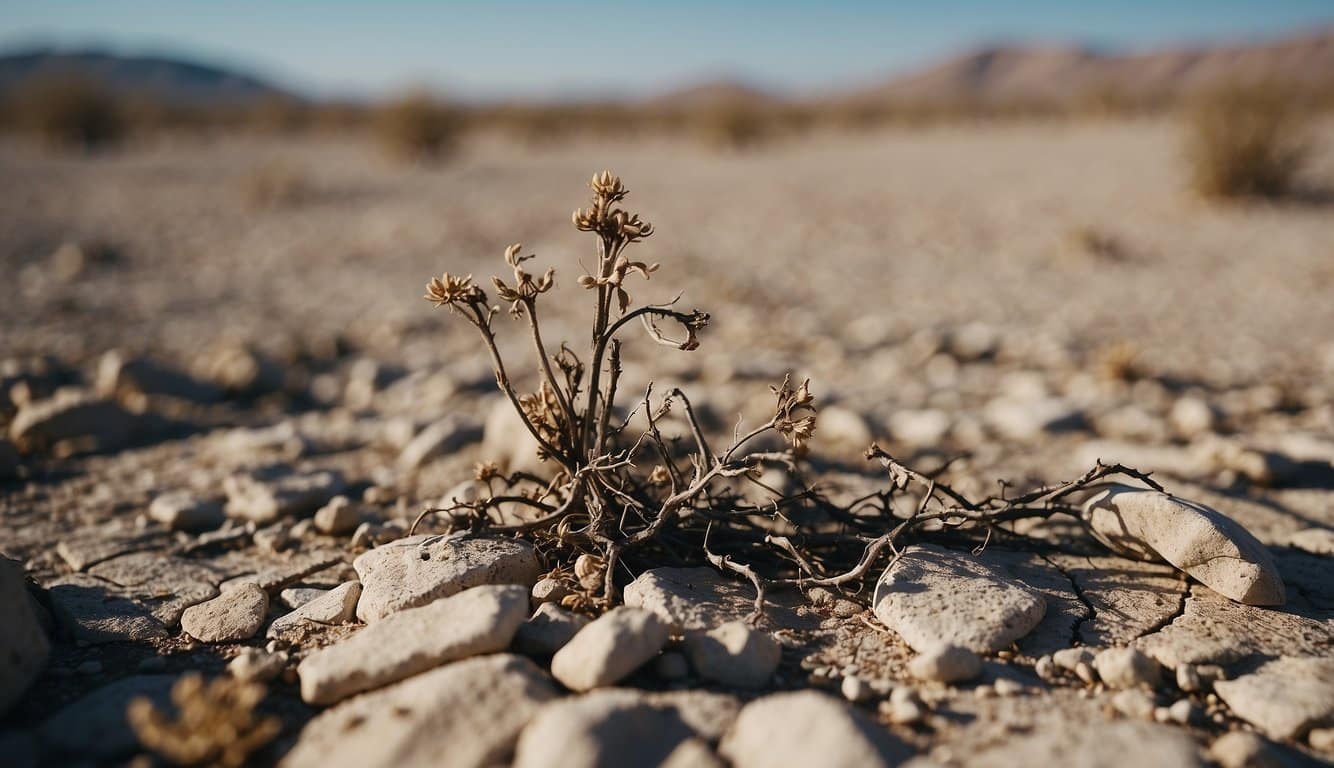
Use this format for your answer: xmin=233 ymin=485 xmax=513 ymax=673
xmin=720 ymin=691 xmax=912 ymax=768
xmin=0 ymin=558 xmax=48 ymax=716
xmin=267 ymin=581 xmax=361 ymax=641
xmin=965 ymin=719 xmax=1202 ymax=768
xmin=228 ymin=648 xmax=287 ymax=682
xmin=181 ymin=581 xmax=268 ymax=643
xmin=551 ymin=606 xmax=670 ymax=691
xmin=312 ymin=495 xmax=361 ymax=535
xmin=283 ymin=654 xmax=558 ymax=768
xmin=512 ymin=689 xmax=694 ymax=768
xmin=8 ymin=390 xmax=140 ymax=453
xmin=1214 ymin=657 xmax=1334 ymax=740
xmin=223 ymin=467 xmax=346 ymax=524
xmin=298 ymin=584 xmax=529 ymax=705
xmin=873 ymin=544 xmax=1046 ymax=653
xmin=1136 ymin=586 xmax=1333 ymax=669
xmin=644 ymin=689 xmax=742 ymax=744
xmin=46 ymin=574 xmax=168 ymax=643
xmin=681 ymin=621 xmax=781 ymax=689
xmin=148 ymin=491 xmax=225 ymax=532
xmin=87 ymin=552 xmax=223 ymax=627
xmin=1093 ymin=647 xmax=1162 ymax=689
xmin=353 ymin=534 xmax=541 ymax=623
xmin=1082 ymin=484 xmax=1285 ymax=606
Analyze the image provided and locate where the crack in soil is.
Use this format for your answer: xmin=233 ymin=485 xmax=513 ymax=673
xmin=1036 ymin=552 xmax=1095 ymax=647
xmin=1133 ymin=579 xmax=1191 ymax=641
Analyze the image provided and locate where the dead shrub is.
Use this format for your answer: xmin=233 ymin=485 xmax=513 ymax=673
xmin=374 ymin=92 xmax=459 ymax=162
xmin=414 ymin=169 xmax=1161 ymax=618
xmin=1185 ymin=83 xmax=1312 ymax=200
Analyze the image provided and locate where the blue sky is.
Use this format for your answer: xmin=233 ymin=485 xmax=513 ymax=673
xmin=2 ymin=1 xmax=1331 ymax=99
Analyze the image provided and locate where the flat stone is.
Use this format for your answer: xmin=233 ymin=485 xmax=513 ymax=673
xmin=1208 ymin=731 xmax=1288 ymax=768
xmin=966 ymin=719 xmax=1202 ymax=768
xmin=623 ymin=566 xmax=804 ymax=632
xmin=512 ymin=690 xmax=694 ymax=768
xmin=720 ymin=691 xmax=912 ymax=768
xmin=56 ymin=524 xmax=172 ymax=571
xmin=39 ymin=675 xmax=175 ymax=757
xmin=283 ymin=654 xmax=558 ymax=768
xmin=908 ymin=644 xmax=982 ymax=683
xmin=1082 ymin=485 xmax=1285 ymax=606
xmin=244 ymin=549 xmax=344 ymax=592
xmin=279 ymin=587 xmax=327 ymax=609
xmin=396 ymin=416 xmax=482 ymax=471
xmin=313 ymin=496 xmax=361 ymax=535
xmin=8 ymin=390 xmax=140 ymax=454
xmin=298 ymin=584 xmax=529 ymax=705
xmin=1136 ymin=586 xmax=1333 ymax=669
xmin=513 ymin=603 xmax=591 ymax=658
xmin=149 ymin=491 xmax=225 ymax=532
xmin=1288 ymin=527 xmax=1334 ymax=556
xmin=87 ymin=552 xmax=223 ymax=627
xmin=181 ymin=581 xmax=268 ymax=643
xmin=682 ymin=621 xmax=781 ymax=689
xmin=0 ymin=558 xmax=48 ymax=716
xmin=551 ymin=606 xmax=670 ymax=691
xmin=223 ymin=466 xmax=346 ymax=524
xmin=46 ymin=575 xmax=168 ymax=644
xmin=267 ymin=581 xmax=361 ymax=641
xmin=228 ymin=648 xmax=288 ymax=682
xmin=1093 ymin=647 xmax=1162 ymax=689
xmin=872 ymin=544 xmax=1046 ymax=653
xmin=1214 ymin=657 xmax=1334 ymax=740
xmin=353 ymin=534 xmax=541 ymax=623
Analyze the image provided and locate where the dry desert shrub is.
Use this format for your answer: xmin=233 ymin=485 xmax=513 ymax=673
xmin=1185 ymin=83 xmax=1313 ymax=200
xmin=9 ymin=74 xmax=124 ymax=150
xmin=374 ymin=92 xmax=459 ymax=162
xmin=416 ymin=169 xmax=1160 ymax=617
xmin=128 ymin=674 xmax=281 ymax=767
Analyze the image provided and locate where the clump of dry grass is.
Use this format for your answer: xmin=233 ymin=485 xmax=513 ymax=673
xmin=128 ymin=674 xmax=281 ymax=767
xmin=374 ymin=92 xmax=459 ymax=162
xmin=416 ymin=170 xmax=1163 ymax=618
xmin=10 ymin=74 xmax=124 ymax=151
xmin=1185 ymin=83 xmax=1312 ymax=200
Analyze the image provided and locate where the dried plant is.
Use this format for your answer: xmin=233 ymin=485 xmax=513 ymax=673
xmin=128 ymin=674 xmax=281 ymax=768
xmin=1185 ymin=83 xmax=1312 ymax=200
xmin=417 ymin=170 xmax=1161 ymax=619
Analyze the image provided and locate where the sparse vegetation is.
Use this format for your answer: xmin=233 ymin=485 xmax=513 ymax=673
xmin=374 ymin=92 xmax=459 ymax=162
xmin=128 ymin=674 xmax=281 ymax=768
xmin=1186 ymin=83 xmax=1313 ymax=200
xmin=417 ymin=170 xmax=1162 ymax=617
xmin=10 ymin=74 xmax=124 ymax=150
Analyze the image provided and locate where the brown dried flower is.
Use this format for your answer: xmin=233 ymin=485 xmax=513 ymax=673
xmin=572 ymin=170 xmax=654 ymax=243
xmin=128 ymin=673 xmax=281 ymax=768
xmin=772 ymin=375 xmax=817 ymax=450
xmin=473 ymin=460 xmax=502 ymax=482
xmin=518 ymin=380 xmax=566 ymax=457
xmin=491 ymin=242 xmax=555 ymax=315
xmin=424 ymin=272 xmax=485 ymax=308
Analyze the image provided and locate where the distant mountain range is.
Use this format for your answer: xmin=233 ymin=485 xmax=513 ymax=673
xmin=845 ymin=27 xmax=1334 ymax=107
xmin=0 ymin=49 xmax=291 ymax=104
xmin=3 ymin=27 xmax=1332 ymax=109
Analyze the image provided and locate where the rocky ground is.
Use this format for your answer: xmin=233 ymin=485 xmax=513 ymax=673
xmin=1 ymin=120 xmax=1333 ymax=767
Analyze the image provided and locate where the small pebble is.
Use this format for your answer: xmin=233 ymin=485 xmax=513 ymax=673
xmin=993 ymin=678 xmax=1023 ymax=697
xmin=1035 ymin=655 xmax=1056 ymax=681
xmin=1176 ymin=664 xmax=1202 ymax=693
xmin=1075 ymin=661 xmax=1098 ymax=686
xmin=841 ymin=675 xmax=872 ymax=703
xmin=1168 ymin=699 xmax=1198 ymax=725
xmin=882 ymin=699 xmax=924 ymax=725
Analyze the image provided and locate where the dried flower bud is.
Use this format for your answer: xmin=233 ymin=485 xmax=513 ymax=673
xmin=772 ymin=375 xmax=818 ymax=450
xmin=424 ymin=272 xmax=485 ymax=308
